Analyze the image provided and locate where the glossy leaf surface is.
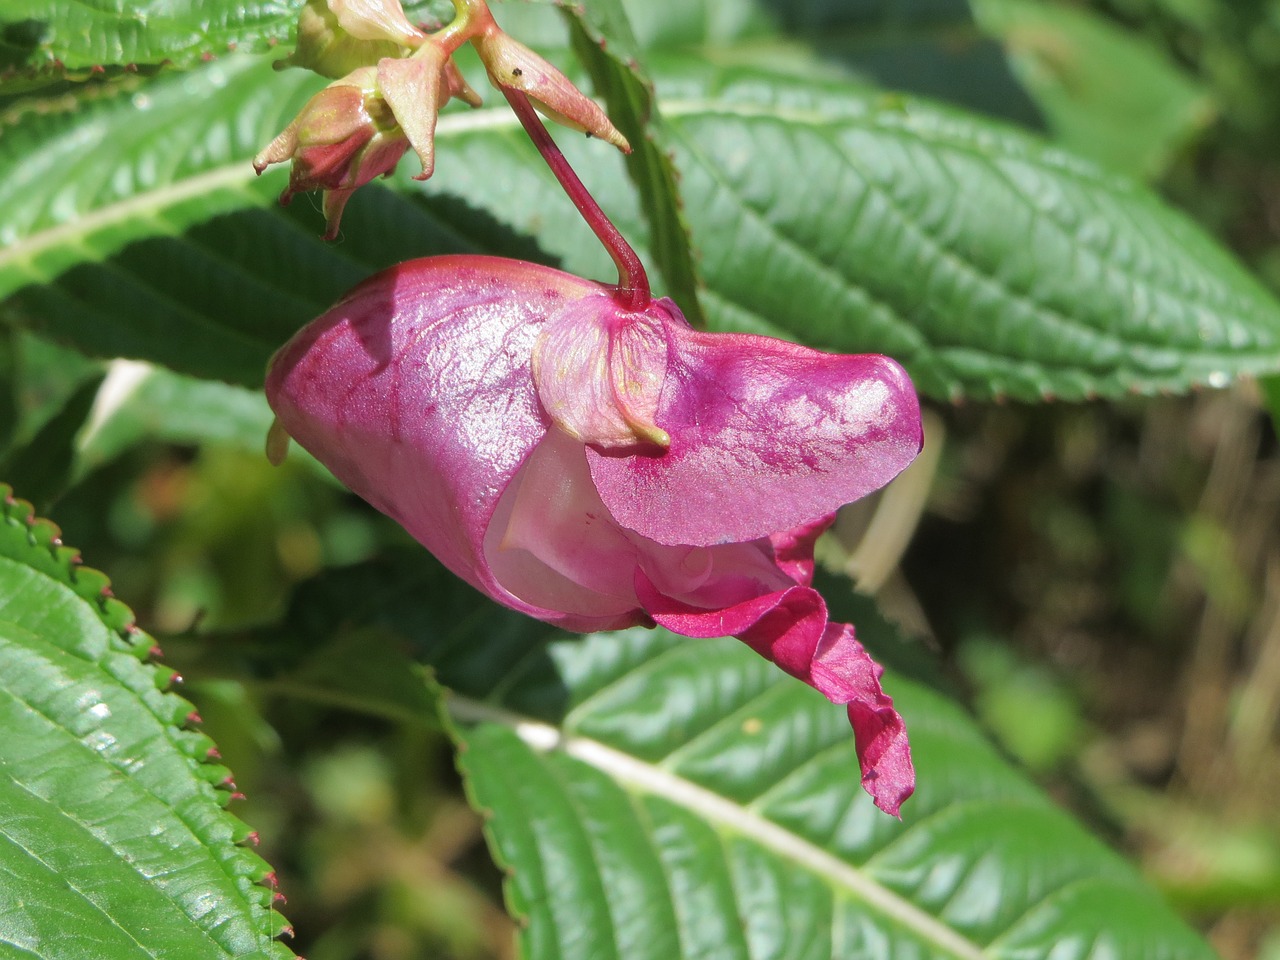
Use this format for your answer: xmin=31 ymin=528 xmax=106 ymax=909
xmin=973 ymin=0 xmax=1213 ymax=178
xmin=454 ymin=627 xmax=1215 ymax=959
xmin=250 ymin=555 xmax=1217 ymax=960
xmin=0 ymin=0 xmax=452 ymax=73
xmin=4 ymin=53 xmax=1277 ymax=401
xmin=0 ymin=487 xmax=293 ymax=959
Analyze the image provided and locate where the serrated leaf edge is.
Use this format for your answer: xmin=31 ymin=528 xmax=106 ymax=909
xmin=0 ymin=482 xmax=295 ymax=950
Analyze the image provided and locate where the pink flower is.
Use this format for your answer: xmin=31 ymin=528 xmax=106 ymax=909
xmin=265 ymin=256 xmax=923 ymax=815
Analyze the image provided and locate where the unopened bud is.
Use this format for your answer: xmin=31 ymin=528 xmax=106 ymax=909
xmin=276 ymin=0 xmax=414 ymax=79
xmin=254 ymin=67 xmax=410 ymax=239
xmin=474 ymin=31 xmax=629 ymax=152
xmin=329 ymin=0 xmax=425 ymax=46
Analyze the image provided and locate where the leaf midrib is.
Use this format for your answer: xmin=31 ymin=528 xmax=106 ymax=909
xmin=448 ymin=696 xmax=986 ymax=960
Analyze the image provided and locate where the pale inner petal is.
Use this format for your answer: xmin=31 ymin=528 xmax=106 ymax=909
xmin=485 ymin=430 xmax=791 ymax=620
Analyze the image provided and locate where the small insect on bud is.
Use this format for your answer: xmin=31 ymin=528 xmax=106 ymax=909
xmin=473 ymin=30 xmax=629 ymax=153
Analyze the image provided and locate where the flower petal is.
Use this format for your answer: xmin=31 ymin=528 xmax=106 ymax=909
xmin=768 ymin=515 xmax=835 ymax=587
xmin=589 ymin=321 xmax=923 ymax=547
xmin=485 ymin=428 xmax=646 ymax=626
xmin=266 ymin=256 xmax=606 ymax=623
xmin=810 ymin=623 xmax=915 ymax=816
xmin=635 ymin=571 xmax=914 ymax=815
xmin=533 ymin=294 xmax=670 ymax=448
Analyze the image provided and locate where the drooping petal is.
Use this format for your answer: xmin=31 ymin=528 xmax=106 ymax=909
xmin=483 ymin=428 xmax=790 ymax=631
xmin=588 ymin=321 xmax=923 ymax=547
xmin=810 ymin=624 xmax=914 ymax=815
xmin=768 ymin=515 xmax=836 ymax=587
xmin=634 ymin=571 xmax=913 ymax=816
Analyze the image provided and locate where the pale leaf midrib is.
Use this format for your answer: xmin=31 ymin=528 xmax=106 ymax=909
xmin=0 ymin=106 xmax=528 ymax=286
xmin=0 ymin=93 xmax=944 ymax=287
xmin=0 ymin=165 xmax=259 ymax=278
xmin=448 ymin=696 xmax=986 ymax=960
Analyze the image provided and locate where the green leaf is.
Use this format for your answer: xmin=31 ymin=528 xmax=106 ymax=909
xmin=0 ymin=1 xmax=454 ymax=75
xmin=0 ymin=370 xmax=103 ymax=509
xmin=0 ymin=53 xmax=640 ymax=385
xmin=1260 ymin=374 xmax=1280 ymax=438
xmin=2 ymin=331 xmax=101 ymax=453
xmin=0 ymin=325 xmax=17 ymax=456
xmin=4 ymin=53 xmax=1279 ymax=401
xmin=0 ymin=56 xmax=328 ymax=384
xmin=657 ymin=63 xmax=1280 ymax=401
xmin=72 ymin=361 xmax=278 ymax=472
xmin=239 ymin=554 xmax=1217 ymax=959
xmin=455 ymin=632 xmax=1214 ymax=959
xmin=0 ymin=0 xmax=294 ymax=75
xmin=972 ymin=0 xmax=1215 ymax=179
xmin=724 ymin=0 xmax=1046 ymax=130
xmin=0 ymin=486 xmax=294 ymax=959
xmin=612 ymin=0 xmax=775 ymax=51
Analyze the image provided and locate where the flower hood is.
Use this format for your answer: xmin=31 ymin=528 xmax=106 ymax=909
xmin=265 ymin=255 xmax=923 ymax=815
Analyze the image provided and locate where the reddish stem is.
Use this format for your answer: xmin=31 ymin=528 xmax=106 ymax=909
xmin=501 ymin=87 xmax=650 ymax=309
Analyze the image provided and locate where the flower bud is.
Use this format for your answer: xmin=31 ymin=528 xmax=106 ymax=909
xmin=256 ymin=37 xmax=486 ymax=237
xmin=376 ymin=43 xmax=448 ymax=180
xmin=328 ymin=0 xmax=425 ymax=46
xmin=474 ymin=30 xmax=629 ymax=152
xmin=254 ymin=67 xmax=410 ymax=239
xmin=276 ymin=0 xmax=422 ymax=79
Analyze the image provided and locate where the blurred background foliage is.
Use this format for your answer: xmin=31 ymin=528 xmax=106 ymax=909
xmin=4 ymin=0 xmax=1280 ymax=957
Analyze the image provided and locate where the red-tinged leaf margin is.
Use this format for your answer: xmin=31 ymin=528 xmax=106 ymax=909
xmin=0 ymin=481 xmax=297 ymax=954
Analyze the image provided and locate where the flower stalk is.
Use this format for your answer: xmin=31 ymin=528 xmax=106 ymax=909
xmin=501 ymin=87 xmax=650 ymax=310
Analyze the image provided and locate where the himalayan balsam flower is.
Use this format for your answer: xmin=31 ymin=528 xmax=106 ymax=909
xmin=265 ymin=256 xmax=923 ymax=815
